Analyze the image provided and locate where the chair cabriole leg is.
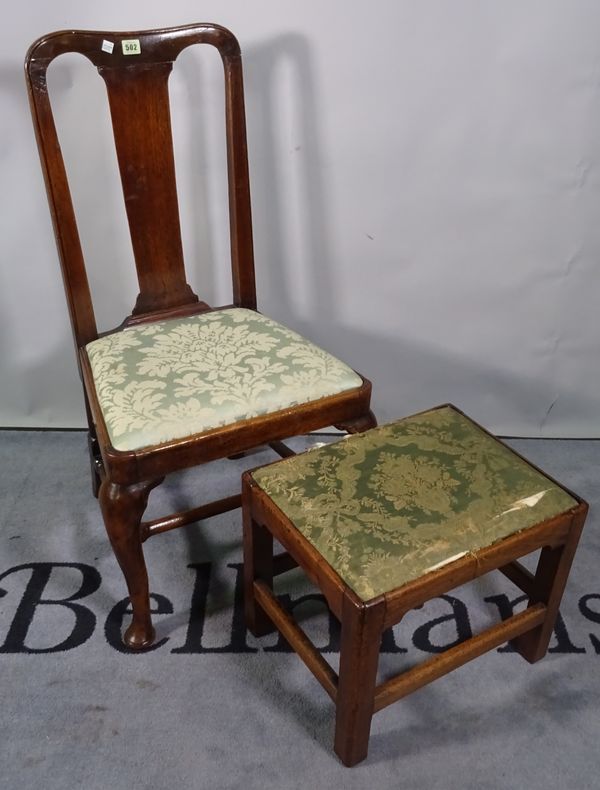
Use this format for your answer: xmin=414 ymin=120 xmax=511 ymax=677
xmin=99 ymin=479 xmax=157 ymax=649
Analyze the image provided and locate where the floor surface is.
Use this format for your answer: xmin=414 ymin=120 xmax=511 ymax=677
xmin=0 ymin=431 xmax=598 ymax=789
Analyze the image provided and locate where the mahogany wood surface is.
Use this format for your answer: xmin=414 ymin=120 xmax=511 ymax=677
xmin=141 ymin=493 xmax=241 ymax=541
xmin=333 ymin=591 xmax=385 ymax=766
xmin=242 ymin=433 xmax=588 ymax=767
xmin=498 ymin=560 xmax=535 ymax=596
xmin=242 ymin=500 xmax=275 ymax=639
xmin=512 ymin=506 xmax=588 ymax=663
xmin=25 ymin=23 xmax=375 ymax=648
xmin=99 ymin=478 xmax=161 ymax=648
xmin=101 ymin=62 xmax=198 ymax=316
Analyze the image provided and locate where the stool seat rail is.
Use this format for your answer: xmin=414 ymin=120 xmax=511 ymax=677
xmin=253 ymin=579 xmax=549 ymax=714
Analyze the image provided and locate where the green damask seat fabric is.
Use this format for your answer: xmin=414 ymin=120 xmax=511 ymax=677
xmin=85 ymin=308 xmax=363 ymax=452
xmin=251 ymin=406 xmax=578 ymax=601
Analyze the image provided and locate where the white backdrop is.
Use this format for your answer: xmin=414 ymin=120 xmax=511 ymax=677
xmin=2 ymin=1 xmax=600 ymax=436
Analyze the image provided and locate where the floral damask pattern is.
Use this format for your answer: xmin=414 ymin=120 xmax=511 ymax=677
xmin=85 ymin=308 xmax=362 ymax=451
xmin=251 ymin=406 xmax=578 ymax=600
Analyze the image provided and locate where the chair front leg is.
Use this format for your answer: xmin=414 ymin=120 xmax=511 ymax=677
xmin=99 ymin=479 xmax=157 ymax=649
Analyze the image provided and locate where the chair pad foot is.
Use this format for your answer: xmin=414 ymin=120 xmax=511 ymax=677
xmin=124 ymin=622 xmax=156 ymax=650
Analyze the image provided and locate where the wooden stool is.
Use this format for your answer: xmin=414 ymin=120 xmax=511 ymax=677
xmin=242 ymin=405 xmax=588 ymax=766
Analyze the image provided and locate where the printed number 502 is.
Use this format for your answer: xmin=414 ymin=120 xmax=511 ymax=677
xmin=122 ymin=39 xmax=141 ymax=55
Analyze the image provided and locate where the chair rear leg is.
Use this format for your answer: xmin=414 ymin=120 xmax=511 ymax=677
xmin=335 ymin=409 xmax=377 ymax=434
xmin=84 ymin=397 xmax=103 ymax=498
xmin=87 ymin=432 xmax=103 ymax=498
xmin=99 ymin=479 xmax=157 ymax=649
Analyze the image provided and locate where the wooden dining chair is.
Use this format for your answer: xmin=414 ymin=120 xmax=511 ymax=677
xmin=25 ymin=23 xmax=375 ymax=649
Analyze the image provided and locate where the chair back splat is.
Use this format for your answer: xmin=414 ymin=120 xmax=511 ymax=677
xmin=25 ymin=23 xmax=256 ymax=347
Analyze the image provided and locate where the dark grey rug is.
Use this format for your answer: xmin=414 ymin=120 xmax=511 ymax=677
xmin=0 ymin=430 xmax=598 ymax=789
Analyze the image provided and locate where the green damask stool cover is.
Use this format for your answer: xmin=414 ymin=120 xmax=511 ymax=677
xmin=250 ymin=405 xmax=578 ymax=601
xmin=85 ymin=308 xmax=363 ymax=451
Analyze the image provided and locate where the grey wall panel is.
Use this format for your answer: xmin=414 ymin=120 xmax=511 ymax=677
xmin=2 ymin=1 xmax=599 ymax=435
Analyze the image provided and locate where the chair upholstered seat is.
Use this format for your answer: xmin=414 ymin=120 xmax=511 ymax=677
xmin=250 ymin=405 xmax=578 ymax=600
xmin=86 ymin=308 xmax=363 ymax=451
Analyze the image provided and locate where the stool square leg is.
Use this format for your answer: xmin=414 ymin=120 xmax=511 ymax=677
xmin=334 ymin=593 xmax=386 ymax=767
xmin=243 ymin=506 xmax=275 ymax=638
xmin=513 ymin=511 xmax=586 ymax=663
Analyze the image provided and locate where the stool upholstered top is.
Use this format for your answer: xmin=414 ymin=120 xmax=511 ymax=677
xmin=250 ymin=405 xmax=578 ymax=601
